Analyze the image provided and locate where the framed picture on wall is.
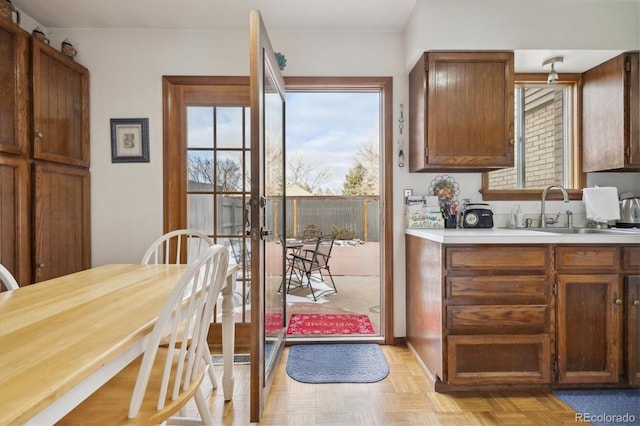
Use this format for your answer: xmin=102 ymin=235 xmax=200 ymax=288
xmin=110 ymin=118 xmax=150 ymax=163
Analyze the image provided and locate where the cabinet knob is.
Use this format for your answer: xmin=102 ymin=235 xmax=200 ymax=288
xmin=614 ymin=298 xmax=622 ymax=305
xmin=508 ymin=138 xmax=515 ymax=145
xmin=36 ymin=262 xmax=45 ymax=269
xmin=36 ymin=131 xmax=43 ymax=138
xmin=634 ymin=300 xmax=640 ymax=306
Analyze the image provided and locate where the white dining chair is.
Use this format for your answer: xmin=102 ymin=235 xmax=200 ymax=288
xmin=58 ymin=245 xmax=229 ymax=426
xmin=0 ymin=264 xmax=19 ymax=292
xmin=141 ymin=229 xmax=214 ymax=265
xmin=141 ymin=229 xmax=220 ymax=389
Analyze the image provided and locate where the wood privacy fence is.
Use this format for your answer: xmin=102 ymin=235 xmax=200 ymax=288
xmin=270 ymin=196 xmax=380 ymax=242
xmin=189 ymin=194 xmax=380 ymax=242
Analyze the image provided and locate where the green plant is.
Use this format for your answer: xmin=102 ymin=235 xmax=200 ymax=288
xmin=331 ymin=225 xmax=355 ymax=240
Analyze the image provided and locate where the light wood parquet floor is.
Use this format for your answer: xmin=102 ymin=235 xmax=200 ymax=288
xmin=196 ymin=344 xmax=583 ymax=425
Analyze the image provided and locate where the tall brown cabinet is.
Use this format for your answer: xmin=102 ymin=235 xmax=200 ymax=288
xmin=0 ymin=18 xmax=90 ymax=286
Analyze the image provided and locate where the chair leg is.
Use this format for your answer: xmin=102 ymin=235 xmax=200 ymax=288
xmin=167 ymin=389 xmax=213 ymax=425
xmin=306 ymin=272 xmax=318 ymax=301
xmin=307 ymin=267 xmax=337 ymax=301
xmin=194 ymin=388 xmax=214 ymax=426
xmin=325 ymin=267 xmax=337 ymax=294
xmin=204 ymin=346 xmax=217 ymax=389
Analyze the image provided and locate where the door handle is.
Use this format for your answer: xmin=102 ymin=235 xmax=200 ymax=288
xmin=260 ymin=227 xmax=272 ymax=240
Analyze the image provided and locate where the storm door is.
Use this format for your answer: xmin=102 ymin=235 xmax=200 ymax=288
xmin=249 ymin=10 xmax=287 ymax=422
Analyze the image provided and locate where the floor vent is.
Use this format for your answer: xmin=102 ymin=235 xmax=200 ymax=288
xmin=211 ymin=353 xmax=250 ymax=365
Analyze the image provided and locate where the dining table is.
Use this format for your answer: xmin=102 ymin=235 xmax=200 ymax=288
xmin=0 ymin=262 xmax=239 ymax=425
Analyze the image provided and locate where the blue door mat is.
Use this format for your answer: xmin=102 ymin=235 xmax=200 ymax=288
xmin=286 ymin=343 xmax=389 ymax=383
xmin=553 ymin=388 xmax=640 ymax=426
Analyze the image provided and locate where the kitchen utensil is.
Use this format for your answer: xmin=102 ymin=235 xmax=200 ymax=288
xmin=619 ymin=196 xmax=640 ymax=224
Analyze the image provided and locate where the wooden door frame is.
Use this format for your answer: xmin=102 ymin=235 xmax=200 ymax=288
xmin=163 ymin=75 xmax=395 ymax=343
xmin=285 ymin=76 xmax=394 ymax=344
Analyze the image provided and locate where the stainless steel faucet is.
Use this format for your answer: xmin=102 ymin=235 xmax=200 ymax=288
xmin=540 ymin=184 xmax=569 ymax=228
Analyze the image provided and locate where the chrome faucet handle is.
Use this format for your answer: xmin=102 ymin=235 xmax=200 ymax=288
xmin=545 ymin=212 xmax=561 ymax=225
xmin=566 ymin=210 xmax=573 ymax=228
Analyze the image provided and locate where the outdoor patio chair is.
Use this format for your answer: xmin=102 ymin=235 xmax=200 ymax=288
xmin=301 ymin=225 xmax=322 ymax=243
xmin=286 ymin=234 xmax=337 ymax=301
xmin=228 ymin=238 xmax=251 ymax=305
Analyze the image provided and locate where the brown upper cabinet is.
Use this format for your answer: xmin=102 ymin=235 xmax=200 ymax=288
xmin=408 ymin=51 xmax=515 ymax=172
xmin=0 ymin=18 xmax=29 ymax=156
xmin=32 ymin=38 xmax=90 ymax=167
xmin=583 ymin=51 xmax=639 ymax=172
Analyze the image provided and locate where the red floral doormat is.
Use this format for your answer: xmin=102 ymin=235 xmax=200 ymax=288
xmin=286 ymin=313 xmax=375 ymax=335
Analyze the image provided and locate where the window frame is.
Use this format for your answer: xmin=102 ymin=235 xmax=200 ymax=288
xmin=481 ymin=73 xmax=586 ymax=201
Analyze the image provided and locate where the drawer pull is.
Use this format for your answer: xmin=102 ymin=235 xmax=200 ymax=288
xmin=614 ymin=298 xmax=622 ymax=305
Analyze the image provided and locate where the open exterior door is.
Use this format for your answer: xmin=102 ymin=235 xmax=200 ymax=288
xmin=249 ymin=9 xmax=287 ymax=422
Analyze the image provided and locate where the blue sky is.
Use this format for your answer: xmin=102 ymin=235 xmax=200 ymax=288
xmin=285 ymin=91 xmax=380 ymax=193
xmin=186 ymin=91 xmax=381 ymax=194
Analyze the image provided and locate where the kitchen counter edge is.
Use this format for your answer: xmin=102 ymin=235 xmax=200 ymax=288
xmin=405 ymin=228 xmax=640 ymax=244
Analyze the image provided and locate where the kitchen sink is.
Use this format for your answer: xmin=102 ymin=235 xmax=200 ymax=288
xmin=530 ymin=227 xmax=640 ymax=235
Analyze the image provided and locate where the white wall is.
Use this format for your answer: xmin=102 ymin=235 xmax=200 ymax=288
xmin=21 ymin=0 xmax=640 ymax=338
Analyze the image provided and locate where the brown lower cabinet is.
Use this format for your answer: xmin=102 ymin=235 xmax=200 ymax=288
xmin=628 ymin=278 xmax=640 ymax=385
xmin=406 ymin=236 xmax=640 ymax=391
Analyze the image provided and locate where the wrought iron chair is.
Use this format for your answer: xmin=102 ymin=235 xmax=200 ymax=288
xmin=228 ymin=238 xmax=251 ymax=305
xmin=286 ymin=234 xmax=337 ymax=301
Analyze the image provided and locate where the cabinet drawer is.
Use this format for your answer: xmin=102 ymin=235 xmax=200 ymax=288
xmin=622 ymin=246 xmax=640 ymax=271
xmin=447 ymin=246 xmax=547 ymax=270
xmin=556 ymin=246 xmax=618 ymax=270
xmin=447 ymin=334 xmax=551 ymax=384
xmin=446 ymin=305 xmax=548 ymax=332
xmin=447 ymin=275 xmax=547 ymax=300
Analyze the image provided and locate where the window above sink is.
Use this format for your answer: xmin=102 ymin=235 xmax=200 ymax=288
xmin=481 ymin=73 xmax=585 ymax=202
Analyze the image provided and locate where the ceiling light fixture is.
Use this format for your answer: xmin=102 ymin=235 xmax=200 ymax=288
xmin=542 ymin=56 xmax=563 ymax=85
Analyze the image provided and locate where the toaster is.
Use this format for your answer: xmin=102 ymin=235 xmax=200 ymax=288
xmin=461 ymin=203 xmax=494 ymax=228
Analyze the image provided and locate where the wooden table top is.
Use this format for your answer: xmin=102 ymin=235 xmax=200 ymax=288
xmin=0 ymin=264 xmax=190 ymax=425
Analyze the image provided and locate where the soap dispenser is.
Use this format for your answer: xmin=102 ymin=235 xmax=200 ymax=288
xmin=515 ymin=205 xmax=525 ymax=228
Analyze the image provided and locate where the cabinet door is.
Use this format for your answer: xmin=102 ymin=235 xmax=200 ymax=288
xmin=0 ymin=156 xmax=30 ymax=286
xmin=427 ymin=52 xmax=514 ymax=170
xmin=628 ymin=52 xmax=639 ymax=168
xmin=33 ymin=161 xmax=90 ymax=282
xmin=0 ymin=19 xmax=29 ymax=156
xmin=447 ymin=334 xmax=550 ymax=384
xmin=627 ymin=276 xmax=640 ymax=385
xmin=32 ymin=39 xmax=89 ymax=167
xmin=583 ymin=52 xmax=640 ymax=172
xmin=557 ymin=274 xmax=622 ymax=384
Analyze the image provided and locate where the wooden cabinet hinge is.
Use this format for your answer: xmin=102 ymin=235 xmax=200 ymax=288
xmin=552 ymin=358 xmax=558 ymax=374
xmin=425 ymin=147 xmax=429 ymax=160
xmin=625 ymin=58 xmax=631 ymax=72
xmin=552 ymin=282 xmax=557 ymax=296
xmin=626 ymin=146 xmax=631 ymax=158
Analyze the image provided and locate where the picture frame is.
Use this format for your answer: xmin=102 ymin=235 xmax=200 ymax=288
xmin=110 ymin=118 xmax=149 ymax=163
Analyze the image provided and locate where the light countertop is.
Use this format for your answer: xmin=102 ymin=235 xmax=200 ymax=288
xmin=405 ymin=227 xmax=640 ymax=244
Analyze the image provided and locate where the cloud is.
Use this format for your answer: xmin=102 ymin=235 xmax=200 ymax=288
xmin=285 ymin=92 xmax=380 ymax=192
xmin=184 ymin=92 xmax=381 ymax=194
